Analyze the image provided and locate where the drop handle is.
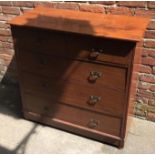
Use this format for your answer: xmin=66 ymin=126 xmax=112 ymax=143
xmin=89 ymin=48 xmax=104 ymax=60
xmin=89 ymin=51 xmax=100 ymax=59
xmin=88 ymin=95 xmax=101 ymax=105
xmin=88 ymin=71 xmax=102 ymax=83
xmin=87 ymin=119 xmax=99 ymax=129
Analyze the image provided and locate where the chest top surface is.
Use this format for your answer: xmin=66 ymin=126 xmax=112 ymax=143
xmin=9 ymin=6 xmax=149 ymax=42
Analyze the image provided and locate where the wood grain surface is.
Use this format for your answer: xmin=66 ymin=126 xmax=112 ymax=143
xmin=9 ymin=6 xmax=149 ymax=41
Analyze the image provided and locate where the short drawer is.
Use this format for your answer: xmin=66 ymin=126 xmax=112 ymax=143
xmin=66 ymin=34 xmax=134 ymax=65
xmin=20 ymin=72 xmax=125 ymax=117
xmin=19 ymin=52 xmax=127 ymax=91
xmin=17 ymin=28 xmax=66 ymax=53
xmin=23 ymin=93 xmax=121 ymax=137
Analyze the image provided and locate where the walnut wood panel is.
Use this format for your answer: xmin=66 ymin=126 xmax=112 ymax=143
xmin=22 ymin=93 xmax=121 ymax=137
xmin=9 ymin=6 xmax=149 ymax=41
xmin=20 ymin=72 xmax=125 ymax=117
xmin=19 ymin=51 xmax=127 ymax=91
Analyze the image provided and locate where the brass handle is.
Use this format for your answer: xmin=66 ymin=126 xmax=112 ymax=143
xmin=88 ymin=95 xmax=101 ymax=105
xmin=99 ymin=49 xmax=104 ymax=53
xmin=89 ymin=48 xmax=104 ymax=60
xmin=88 ymin=71 xmax=102 ymax=83
xmin=89 ymin=51 xmax=99 ymax=59
xmin=87 ymin=119 xmax=99 ymax=129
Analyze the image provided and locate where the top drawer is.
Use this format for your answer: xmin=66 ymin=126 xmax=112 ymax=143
xmin=15 ymin=27 xmax=135 ymax=65
xmin=65 ymin=34 xmax=135 ymax=66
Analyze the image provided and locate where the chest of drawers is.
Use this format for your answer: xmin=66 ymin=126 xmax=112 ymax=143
xmin=9 ymin=6 xmax=149 ymax=148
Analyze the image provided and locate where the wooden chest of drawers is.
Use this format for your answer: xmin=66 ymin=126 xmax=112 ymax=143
xmin=9 ymin=6 xmax=149 ymax=148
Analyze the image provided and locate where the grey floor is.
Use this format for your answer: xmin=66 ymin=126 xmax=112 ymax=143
xmin=0 ymin=84 xmax=155 ymax=154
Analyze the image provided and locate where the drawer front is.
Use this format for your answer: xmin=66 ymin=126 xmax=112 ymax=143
xmin=17 ymin=28 xmax=66 ymax=53
xmin=20 ymin=72 xmax=124 ymax=117
xmin=16 ymin=28 xmax=134 ymax=65
xmin=23 ymin=93 xmax=121 ymax=137
xmin=66 ymin=34 xmax=134 ymax=65
xmin=19 ymin=52 xmax=127 ymax=91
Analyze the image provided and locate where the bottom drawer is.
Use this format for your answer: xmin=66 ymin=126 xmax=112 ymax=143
xmin=22 ymin=94 xmax=121 ymax=137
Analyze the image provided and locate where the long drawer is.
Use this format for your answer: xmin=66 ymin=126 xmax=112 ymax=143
xmin=20 ymin=72 xmax=124 ymax=117
xmin=22 ymin=93 xmax=121 ymax=137
xmin=19 ymin=51 xmax=127 ymax=91
xmin=16 ymin=27 xmax=134 ymax=65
